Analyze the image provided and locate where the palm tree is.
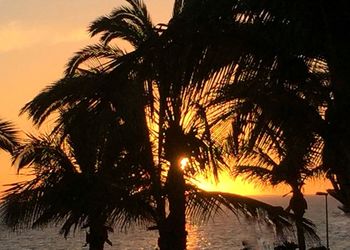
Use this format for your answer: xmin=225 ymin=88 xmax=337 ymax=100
xmin=17 ymin=1 xmax=321 ymax=249
xmin=229 ymin=107 xmax=323 ymax=249
xmin=0 ymin=119 xmax=18 ymax=153
xmin=212 ymin=57 xmax=326 ymax=249
xmin=163 ymin=4 xmax=332 ymax=248
xmin=19 ymin=1 xmax=217 ymax=248
xmin=173 ymin=0 xmax=350 ymax=212
xmin=1 ymin=104 xmax=156 ymax=250
xmin=233 ymin=0 xmax=350 ymax=214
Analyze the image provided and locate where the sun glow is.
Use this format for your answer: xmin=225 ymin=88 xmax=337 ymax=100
xmin=180 ymin=157 xmax=189 ymax=171
xmin=178 ymin=157 xmax=261 ymax=195
xmin=191 ymin=170 xmax=333 ymax=196
xmin=191 ymin=171 xmax=261 ymax=196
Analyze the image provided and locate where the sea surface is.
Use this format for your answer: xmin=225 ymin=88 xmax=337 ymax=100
xmin=0 ymin=195 xmax=349 ymax=249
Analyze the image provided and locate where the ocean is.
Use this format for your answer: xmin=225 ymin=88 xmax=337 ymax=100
xmin=0 ymin=195 xmax=349 ymax=249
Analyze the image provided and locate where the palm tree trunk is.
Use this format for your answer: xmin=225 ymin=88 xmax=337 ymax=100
xmin=87 ymin=219 xmax=107 ymax=250
xmin=158 ymin=159 xmax=187 ymax=250
xmin=289 ymin=190 xmax=307 ymax=250
xmin=295 ymin=217 xmax=306 ymax=250
xmin=156 ymin=98 xmax=167 ymax=223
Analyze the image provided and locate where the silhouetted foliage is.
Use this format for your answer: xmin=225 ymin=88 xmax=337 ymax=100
xmin=2 ymin=104 xmax=155 ymax=250
xmin=1 ymin=0 xmax=328 ymax=249
xmin=0 ymin=119 xmax=18 ymax=153
xmin=274 ymin=241 xmax=298 ymax=250
xmin=174 ymin=0 xmax=350 ymax=213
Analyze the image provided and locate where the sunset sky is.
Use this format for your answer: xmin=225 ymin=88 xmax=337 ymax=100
xmin=0 ymin=0 xmax=331 ymax=196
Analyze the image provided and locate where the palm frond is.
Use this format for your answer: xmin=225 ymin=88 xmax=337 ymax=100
xmin=20 ymin=73 xmax=114 ymax=126
xmin=0 ymin=119 xmax=18 ymax=153
xmin=12 ymin=133 xmax=76 ymax=172
xmin=89 ymin=0 xmax=155 ymax=47
xmin=186 ymin=188 xmax=320 ymax=242
xmin=234 ymin=165 xmax=275 ymax=185
xmin=65 ymin=44 xmax=124 ymax=76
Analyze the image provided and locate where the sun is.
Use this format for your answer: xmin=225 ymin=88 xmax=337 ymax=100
xmin=180 ymin=157 xmax=189 ymax=171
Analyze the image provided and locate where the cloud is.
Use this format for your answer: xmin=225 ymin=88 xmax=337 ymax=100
xmin=0 ymin=21 xmax=89 ymax=54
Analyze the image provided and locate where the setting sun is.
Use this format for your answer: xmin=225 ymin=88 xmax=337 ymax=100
xmin=180 ymin=157 xmax=189 ymax=171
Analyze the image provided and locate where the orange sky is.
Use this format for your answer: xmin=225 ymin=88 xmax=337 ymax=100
xmin=0 ymin=0 xmax=331 ymax=196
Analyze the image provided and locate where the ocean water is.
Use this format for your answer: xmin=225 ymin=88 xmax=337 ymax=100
xmin=0 ymin=195 xmax=349 ymax=250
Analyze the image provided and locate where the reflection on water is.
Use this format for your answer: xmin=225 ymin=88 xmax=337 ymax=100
xmin=1 ymin=196 xmax=350 ymax=249
xmin=186 ymin=223 xmax=219 ymax=249
xmin=0 ymin=212 xmax=276 ymax=250
xmin=185 ymin=212 xmax=276 ymax=250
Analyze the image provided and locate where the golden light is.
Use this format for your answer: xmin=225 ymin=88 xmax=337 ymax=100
xmin=180 ymin=157 xmax=189 ymax=171
xmin=191 ymin=171 xmax=260 ymax=196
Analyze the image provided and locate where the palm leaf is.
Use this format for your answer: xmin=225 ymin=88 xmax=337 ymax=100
xmin=0 ymin=119 xmax=18 ymax=153
xmin=89 ymin=0 xmax=155 ymax=47
xmin=186 ymin=188 xmax=320 ymax=242
xmin=65 ymin=44 xmax=124 ymax=76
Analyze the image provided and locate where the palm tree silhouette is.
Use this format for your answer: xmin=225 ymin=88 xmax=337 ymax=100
xmin=230 ymin=111 xmax=322 ymax=249
xmin=0 ymin=119 xmax=18 ymax=153
xmin=13 ymin=1 xmax=321 ymax=249
xmin=175 ymin=0 xmax=350 ymax=212
xmin=216 ymin=40 xmax=326 ymax=249
xmin=236 ymin=0 xmax=350 ymax=215
xmin=1 ymin=104 xmax=156 ymax=250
